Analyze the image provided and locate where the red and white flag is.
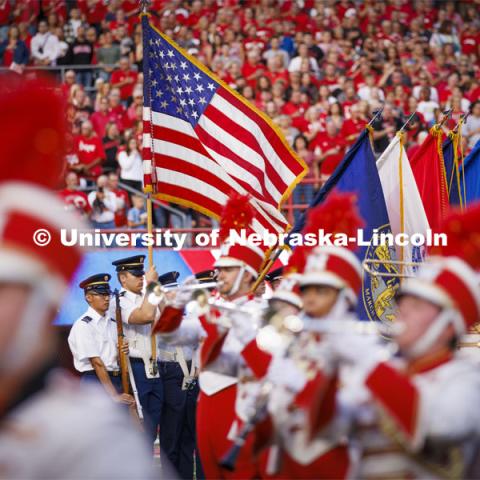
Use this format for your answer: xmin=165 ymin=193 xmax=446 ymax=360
xmin=410 ymin=126 xmax=449 ymax=230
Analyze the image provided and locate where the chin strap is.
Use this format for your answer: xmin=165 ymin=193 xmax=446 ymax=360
xmin=227 ymin=265 xmax=246 ymax=297
xmin=405 ymin=308 xmax=464 ymax=359
xmin=329 ymin=289 xmax=352 ymax=318
xmin=1 ymin=284 xmax=52 ymax=373
xmin=302 ymin=289 xmax=352 ymax=331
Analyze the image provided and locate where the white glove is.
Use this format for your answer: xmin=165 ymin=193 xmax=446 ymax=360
xmin=228 ymin=309 xmax=258 ymax=346
xmin=146 ymin=282 xmax=165 ymax=306
xmin=171 ymin=275 xmax=198 ymax=309
xmin=327 ymin=332 xmax=390 ymax=376
xmin=147 ymin=291 xmax=164 ymax=306
xmin=266 ymin=356 xmax=308 ymax=393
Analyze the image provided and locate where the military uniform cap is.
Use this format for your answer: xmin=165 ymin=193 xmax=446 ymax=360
xmin=79 ymin=273 xmax=112 ymax=294
xmin=112 ymin=255 xmax=146 ymax=276
xmin=265 ymin=267 xmax=283 ymax=282
xmin=195 ymin=269 xmax=217 ymax=284
xmin=158 ymin=271 xmax=180 ymax=287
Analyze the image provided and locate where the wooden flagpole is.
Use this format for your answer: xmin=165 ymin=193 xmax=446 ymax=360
xmin=140 ymin=0 xmax=158 ymax=375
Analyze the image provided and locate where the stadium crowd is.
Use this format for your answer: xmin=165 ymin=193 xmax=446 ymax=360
xmin=1 ymin=0 xmax=479 ymax=227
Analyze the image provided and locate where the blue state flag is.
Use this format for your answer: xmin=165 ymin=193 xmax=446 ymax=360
xmin=290 ymin=130 xmax=398 ymax=324
xmin=450 ymin=139 xmax=480 ymax=205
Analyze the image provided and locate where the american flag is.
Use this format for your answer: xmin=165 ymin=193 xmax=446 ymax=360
xmin=141 ymin=17 xmax=307 ymax=233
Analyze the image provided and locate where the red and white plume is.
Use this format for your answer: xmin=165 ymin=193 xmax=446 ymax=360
xmin=0 ymin=75 xmax=67 ymax=188
xmin=430 ymin=201 xmax=480 ymax=270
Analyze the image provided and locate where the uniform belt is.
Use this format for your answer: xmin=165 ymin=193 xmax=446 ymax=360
xmin=82 ymin=370 xmax=121 ymax=377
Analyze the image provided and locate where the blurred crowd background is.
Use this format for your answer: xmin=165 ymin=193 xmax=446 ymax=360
xmin=1 ymin=0 xmax=479 ymax=229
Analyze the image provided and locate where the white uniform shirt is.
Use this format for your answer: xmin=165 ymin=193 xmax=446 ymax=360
xmin=158 ymin=295 xmax=266 ymax=396
xmin=116 ymin=288 xmax=153 ymax=360
xmin=0 ymin=370 xmax=155 ymax=479
xmin=68 ymin=306 xmax=119 ymax=373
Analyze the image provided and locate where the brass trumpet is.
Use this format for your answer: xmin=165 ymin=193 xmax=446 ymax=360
xmin=148 ymin=281 xmax=223 ymax=298
xmin=162 ymin=281 xmax=221 ymax=292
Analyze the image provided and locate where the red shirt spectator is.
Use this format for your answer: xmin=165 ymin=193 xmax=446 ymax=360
xmin=58 ymin=172 xmax=91 ymax=217
xmin=0 ymin=0 xmax=10 ymax=25
xmin=110 ymin=57 xmax=138 ymax=101
xmin=122 ymin=0 xmax=139 ymax=16
xmin=107 ymin=89 xmax=128 ymax=130
xmin=241 ymin=51 xmax=266 ymax=89
xmin=312 ymin=123 xmax=346 ymax=176
xmin=282 ymin=92 xmax=309 ymax=131
xmin=72 ymin=121 xmax=106 ymax=179
xmin=91 ymin=97 xmax=116 ymax=138
xmin=78 ymin=0 xmax=107 ymax=25
xmin=13 ymin=0 xmax=40 ymax=24
xmin=42 ymin=0 xmax=67 ymax=21
xmin=460 ymin=28 xmax=480 ymax=56
xmin=341 ymin=115 xmax=365 ymax=144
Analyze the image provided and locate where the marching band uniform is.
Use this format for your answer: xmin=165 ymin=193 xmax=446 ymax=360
xmin=68 ymin=274 xmax=123 ymax=392
xmin=250 ymin=194 xmax=367 ymax=479
xmin=304 ymin=255 xmax=480 ymax=479
xmin=0 ymin=76 xmax=154 ymax=479
xmin=0 ymin=372 xmax=155 ymax=479
xmin=458 ymin=325 xmax=480 ymax=364
xmin=260 ymin=245 xmax=365 ymax=480
xmin=153 ymin=200 xmax=270 ymax=478
xmin=154 ymin=247 xmax=268 ymax=479
xmin=111 ymin=255 xmax=163 ymax=444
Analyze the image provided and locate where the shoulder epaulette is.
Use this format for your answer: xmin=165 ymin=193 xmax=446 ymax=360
xmin=81 ymin=316 xmax=93 ymax=323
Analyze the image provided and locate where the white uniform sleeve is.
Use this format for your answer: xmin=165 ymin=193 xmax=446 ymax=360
xmin=119 ymin=295 xmax=139 ymax=325
xmin=416 ymin=365 xmax=480 ymax=446
xmin=69 ymin=322 xmax=100 ymax=362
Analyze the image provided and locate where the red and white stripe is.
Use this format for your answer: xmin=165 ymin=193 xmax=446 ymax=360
xmin=143 ymin=86 xmax=306 ymax=234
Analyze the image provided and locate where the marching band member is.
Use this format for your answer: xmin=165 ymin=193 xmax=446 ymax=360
xmin=0 ymin=76 xmax=154 ymax=479
xmin=259 ymin=193 xmax=367 ymax=479
xmin=153 ymin=194 xmax=269 ymax=479
xmin=306 ymin=204 xmax=480 ymax=479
